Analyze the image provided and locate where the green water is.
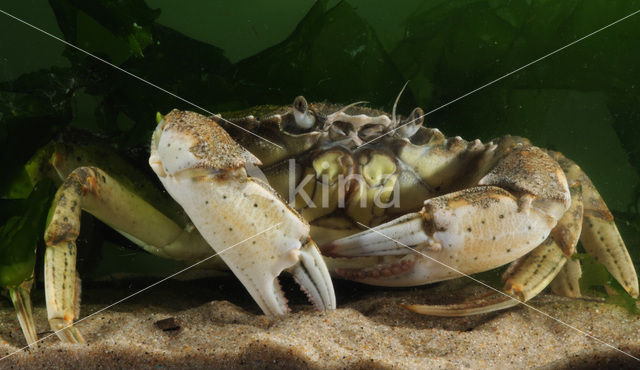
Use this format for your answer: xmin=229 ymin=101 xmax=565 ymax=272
xmin=1 ymin=1 xmax=639 ymax=303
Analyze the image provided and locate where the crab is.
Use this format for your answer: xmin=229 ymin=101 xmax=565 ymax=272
xmin=8 ymin=96 xmax=638 ymax=346
xmin=220 ymin=96 xmax=638 ymax=313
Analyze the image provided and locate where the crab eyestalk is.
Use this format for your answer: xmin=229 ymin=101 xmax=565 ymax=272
xmin=395 ymin=107 xmax=424 ymax=139
xmin=293 ymin=96 xmax=316 ymax=129
xmin=149 ymin=110 xmax=335 ymax=315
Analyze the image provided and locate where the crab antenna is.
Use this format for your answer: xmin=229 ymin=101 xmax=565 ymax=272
xmin=392 ymin=81 xmax=410 ymax=127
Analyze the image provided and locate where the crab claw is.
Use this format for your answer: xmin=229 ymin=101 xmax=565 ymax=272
xmin=321 ymin=213 xmax=427 ymax=258
xmin=323 ymin=180 xmax=569 ymax=288
xmin=150 ymin=110 xmax=335 ymax=315
xmin=321 ymin=213 xmax=434 ymax=286
xmin=289 ymin=239 xmax=336 ymax=312
xmin=217 ymin=237 xmax=335 ymax=316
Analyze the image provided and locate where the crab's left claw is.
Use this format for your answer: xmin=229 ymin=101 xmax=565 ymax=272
xmin=322 ymin=146 xmax=573 ymax=289
xmin=150 ymin=110 xmax=335 ymax=315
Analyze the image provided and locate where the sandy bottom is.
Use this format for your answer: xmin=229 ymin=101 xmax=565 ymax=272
xmin=0 ymin=276 xmax=638 ymax=369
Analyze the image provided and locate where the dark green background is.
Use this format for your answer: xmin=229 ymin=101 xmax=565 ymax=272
xmin=1 ymin=1 xmax=639 ymax=285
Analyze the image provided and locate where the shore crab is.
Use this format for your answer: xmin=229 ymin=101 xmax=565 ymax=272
xmin=10 ymin=96 xmax=638 ymax=346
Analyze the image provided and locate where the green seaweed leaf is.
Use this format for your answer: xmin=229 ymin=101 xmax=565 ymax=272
xmin=233 ymin=0 xmax=407 ymax=108
xmin=575 ymin=253 xmax=639 ymax=314
xmin=0 ymin=180 xmax=55 ymax=288
xmin=0 ymin=67 xmax=77 ymax=198
xmin=93 ymin=23 xmax=237 ymax=147
xmin=604 ymin=278 xmax=640 ymax=315
xmin=49 ymin=0 xmax=158 ymax=61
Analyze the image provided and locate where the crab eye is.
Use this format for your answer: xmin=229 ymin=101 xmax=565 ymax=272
xmin=396 ymin=107 xmax=424 ymax=138
xmin=408 ymin=107 xmax=424 ymax=126
xmin=293 ymin=96 xmax=315 ymax=129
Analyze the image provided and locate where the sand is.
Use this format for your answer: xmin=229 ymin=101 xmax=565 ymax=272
xmin=0 ymin=276 xmax=638 ymax=369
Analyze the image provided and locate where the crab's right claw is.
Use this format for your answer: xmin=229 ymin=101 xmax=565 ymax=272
xmin=289 ymin=240 xmax=336 ymax=311
xmin=214 ymin=234 xmax=335 ymax=316
xmin=150 ymin=110 xmax=335 ymax=316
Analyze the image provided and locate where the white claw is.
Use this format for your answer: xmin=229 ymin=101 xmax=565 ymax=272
xmin=150 ymin=110 xmax=336 ymax=315
xmin=291 ymin=240 xmax=336 ymax=310
xmin=321 ymin=213 xmax=430 ymax=257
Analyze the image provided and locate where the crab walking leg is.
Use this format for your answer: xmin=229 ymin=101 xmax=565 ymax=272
xmin=547 ymin=155 xmax=587 ymax=299
xmin=401 ymin=293 xmax=521 ymax=317
xmin=44 ymin=166 xmax=214 ymax=343
xmin=401 ymin=183 xmax=584 ymax=316
xmin=575 ymin=177 xmax=638 ymax=297
xmin=324 ymin=146 xmax=571 ymax=287
xmin=581 ymin=210 xmax=638 ymax=296
xmin=150 ymin=110 xmax=335 ymax=315
xmin=550 ymin=258 xmax=583 ymax=298
xmin=9 ymin=281 xmax=38 ymax=346
xmin=501 ymin=183 xmax=583 ymax=300
xmin=550 ymin=151 xmax=639 ymax=297
xmin=403 ymin=243 xmax=571 ymax=316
